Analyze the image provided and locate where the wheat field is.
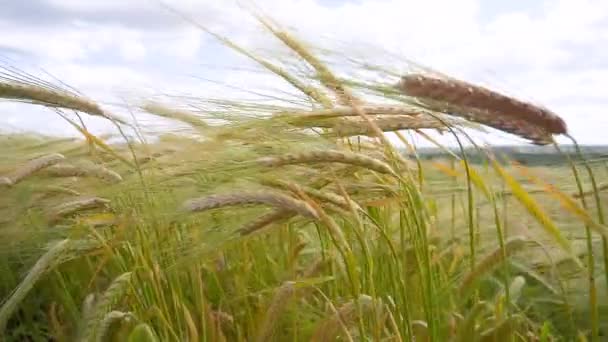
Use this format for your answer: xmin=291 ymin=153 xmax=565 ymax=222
xmin=1 ymin=10 xmax=607 ymax=342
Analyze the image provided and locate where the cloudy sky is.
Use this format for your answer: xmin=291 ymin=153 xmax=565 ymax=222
xmin=1 ymin=0 xmax=607 ymax=146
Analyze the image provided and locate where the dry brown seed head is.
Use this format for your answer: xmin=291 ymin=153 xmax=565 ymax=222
xmin=418 ymin=99 xmax=555 ymax=145
xmin=397 ymin=73 xmax=567 ymax=135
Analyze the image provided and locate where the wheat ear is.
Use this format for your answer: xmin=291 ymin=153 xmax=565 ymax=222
xmin=332 ymin=115 xmax=449 ymax=137
xmin=97 ymin=311 xmax=134 ymax=342
xmin=0 ymin=81 xmax=125 ymax=124
xmin=276 ymin=105 xmax=420 ymax=119
xmin=300 ymin=256 xmax=331 ymax=278
xmin=256 ymin=150 xmax=395 ymax=175
xmin=7 ymin=153 xmax=65 ymax=184
xmin=0 ymin=239 xmax=72 ymax=334
xmin=0 ymin=177 xmax=12 ymax=188
xmin=141 ymin=101 xmax=208 ymax=129
xmin=255 ymin=15 xmax=353 ymax=105
xmin=46 ymin=163 xmax=122 ymax=183
xmin=48 ymin=196 xmax=111 ymax=223
xmin=238 ymin=210 xmax=295 ymax=236
xmin=183 ymin=191 xmax=319 ymax=220
xmin=261 ymin=179 xmax=360 ymax=212
xmin=420 ymin=100 xmax=554 ymax=145
xmin=79 ymin=272 xmax=133 ymax=342
xmin=254 ymin=281 xmax=297 ymax=342
xmin=397 ymin=74 xmax=567 ymax=134
xmin=310 ymin=295 xmax=378 ymax=342
xmin=41 ymin=185 xmax=81 ymax=197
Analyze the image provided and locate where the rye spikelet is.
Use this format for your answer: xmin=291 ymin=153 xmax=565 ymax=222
xmin=397 ymin=74 xmax=567 ymax=135
xmin=183 ymin=191 xmax=319 ymax=219
xmin=48 ymin=196 xmax=111 ymax=223
xmin=254 ymin=281 xmax=297 ymax=342
xmin=0 ymin=239 xmax=72 ymax=334
xmin=310 ymin=295 xmax=378 ymax=342
xmin=256 ymin=150 xmax=395 ymax=175
xmin=458 ymin=236 xmax=528 ymax=297
xmin=79 ymin=272 xmax=133 ymax=342
xmin=7 ymin=153 xmax=65 ymax=184
xmin=0 ymin=81 xmax=125 ymax=123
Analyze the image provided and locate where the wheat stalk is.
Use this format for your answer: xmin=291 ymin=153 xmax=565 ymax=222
xmin=256 ymin=150 xmax=395 ymax=175
xmin=183 ymin=191 xmax=319 ymax=219
xmin=6 ymin=153 xmax=65 ymax=184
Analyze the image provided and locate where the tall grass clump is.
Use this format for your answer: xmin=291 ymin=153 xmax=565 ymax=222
xmin=0 ymin=6 xmax=606 ymax=342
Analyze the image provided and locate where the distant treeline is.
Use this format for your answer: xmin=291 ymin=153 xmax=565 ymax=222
xmin=408 ymin=145 xmax=608 ymax=166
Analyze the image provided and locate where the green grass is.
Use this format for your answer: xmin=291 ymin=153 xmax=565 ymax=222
xmin=1 ymin=10 xmax=608 ymax=341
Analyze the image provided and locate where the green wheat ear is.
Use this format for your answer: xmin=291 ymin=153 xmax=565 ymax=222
xmin=79 ymin=272 xmax=133 ymax=342
xmin=128 ymin=323 xmax=159 ymax=342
